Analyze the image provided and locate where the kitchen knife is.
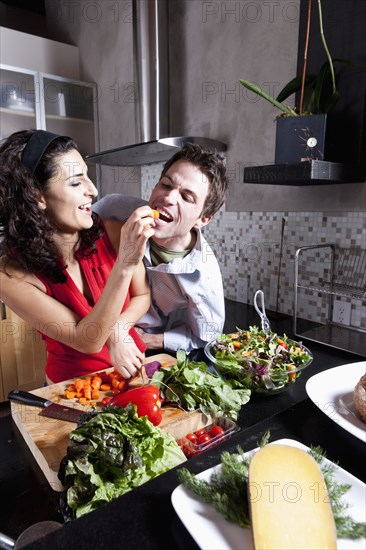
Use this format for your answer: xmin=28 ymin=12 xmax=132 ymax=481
xmin=8 ymin=389 xmax=87 ymax=423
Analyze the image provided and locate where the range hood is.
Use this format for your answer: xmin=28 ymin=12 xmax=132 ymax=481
xmin=87 ymin=0 xmax=226 ymax=167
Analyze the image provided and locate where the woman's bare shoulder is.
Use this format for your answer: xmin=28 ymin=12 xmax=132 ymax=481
xmin=0 ymin=256 xmax=46 ymax=293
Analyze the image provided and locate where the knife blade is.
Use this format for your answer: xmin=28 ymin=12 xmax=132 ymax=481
xmin=8 ymin=389 xmax=86 ymax=423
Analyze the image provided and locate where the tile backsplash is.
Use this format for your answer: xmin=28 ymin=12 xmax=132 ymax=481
xmin=142 ymin=164 xmax=366 ymax=331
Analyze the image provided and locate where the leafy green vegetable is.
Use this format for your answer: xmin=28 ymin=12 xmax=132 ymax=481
xmin=177 ymin=435 xmax=366 ymax=540
xmin=59 ymin=405 xmax=186 ymax=519
xmin=151 ymin=350 xmax=251 ymax=420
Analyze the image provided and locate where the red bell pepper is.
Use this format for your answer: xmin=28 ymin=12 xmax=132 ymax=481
xmin=109 ymin=385 xmax=162 ymax=426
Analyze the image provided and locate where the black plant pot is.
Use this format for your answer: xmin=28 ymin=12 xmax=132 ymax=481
xmin=275 ymin=114 xmax=334 ymax=164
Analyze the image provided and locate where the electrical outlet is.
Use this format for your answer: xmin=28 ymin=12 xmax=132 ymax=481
xmin=332 ymin=299 xmax=351 ymax=325
xmin=236 ymin=277 xmax=248 ymax=304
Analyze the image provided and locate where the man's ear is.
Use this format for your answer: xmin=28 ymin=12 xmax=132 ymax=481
xmin=195 ymin=214 xmax=212 ymax=229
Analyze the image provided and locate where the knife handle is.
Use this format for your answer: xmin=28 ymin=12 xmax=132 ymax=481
xmin=8 ymin=389 xmax=49 ymax=408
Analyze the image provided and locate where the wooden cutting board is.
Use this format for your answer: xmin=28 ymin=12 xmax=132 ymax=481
xmin=10 ymin=354 xmax=211 ymax=492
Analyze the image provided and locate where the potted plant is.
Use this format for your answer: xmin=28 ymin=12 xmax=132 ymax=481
xmin=240 ymin=0 xmax=349 ymax=164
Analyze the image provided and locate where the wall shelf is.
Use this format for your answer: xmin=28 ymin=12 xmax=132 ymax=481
xmin=244 ymin=160 xmax=365 ymax=185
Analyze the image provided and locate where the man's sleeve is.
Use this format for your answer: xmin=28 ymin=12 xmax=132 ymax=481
xmin=92 ymin=194 xmax=147 ymax=221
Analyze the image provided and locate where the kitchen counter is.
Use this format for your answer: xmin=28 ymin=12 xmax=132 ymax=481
xmin=0 ymin=300 xmax=364 ymax=549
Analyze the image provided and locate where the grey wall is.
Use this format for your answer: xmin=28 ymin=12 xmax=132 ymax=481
xmin=45 ymin=0 xmax=140 ymax=197
xmin=44 ymin=0 xmax=365 ymax=210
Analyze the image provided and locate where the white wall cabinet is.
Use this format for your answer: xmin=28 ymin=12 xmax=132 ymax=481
xmin=0 ymin=64 xmax=100 ymax=185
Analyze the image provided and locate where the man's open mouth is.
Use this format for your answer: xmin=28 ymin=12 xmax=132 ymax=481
xmin=155 ymin=208 xmax=173 ymax=223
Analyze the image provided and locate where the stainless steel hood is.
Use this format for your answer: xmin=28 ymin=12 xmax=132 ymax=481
xmin=87 ymin=0 xmax=226 ymax=167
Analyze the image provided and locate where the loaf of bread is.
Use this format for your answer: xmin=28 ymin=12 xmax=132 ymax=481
xmin=353 ymin=373 xmax=366 ymax=423
xmin=248 ymin=444 xmax=337 ymax=549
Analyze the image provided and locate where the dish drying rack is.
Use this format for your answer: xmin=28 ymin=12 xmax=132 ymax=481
xmin=294 ymin=244 xmax=366 ymax=356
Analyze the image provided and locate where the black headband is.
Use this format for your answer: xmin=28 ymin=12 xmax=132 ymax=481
xmin=21 ymin=130 xmax=60 ymax=175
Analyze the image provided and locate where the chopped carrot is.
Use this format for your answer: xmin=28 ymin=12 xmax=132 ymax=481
xmin=84 ymin=387 xmax=92 ymax=400
xmin=161 ymin=362 xmax=169 ymax=367
xmin=111 ymin=378 xmax=120 ymax=388
xmin=63 ymin=372 xmax=117 ymax=407
xmin=118 ymin=380 xmax=129 ymax=391
xmin=152 ymin=209 xmax=159 ymax=219
xmin=288 ymin=364 xmax=296 ymax=381
xmin=75 ymin=379 xmax=85 ymax=392
xmin=91 ymin=389 xmax=100 ymax=400
xmin=91 ymin=377 xmax=102 ymax=390
xmin=232 ymin=340 xmax=241 ymax=349
xmin=64 ymin=391 xmax=77 ymax=399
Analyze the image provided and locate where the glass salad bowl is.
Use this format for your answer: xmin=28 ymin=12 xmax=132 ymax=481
xmin=204 ymin=326 xmax=313 ymax=395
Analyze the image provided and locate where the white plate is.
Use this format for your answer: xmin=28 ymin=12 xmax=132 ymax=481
xmin=306 ymin=361 xmax=366 ymax=443
xmin=171 ymin=438 xmax=366 ymax=550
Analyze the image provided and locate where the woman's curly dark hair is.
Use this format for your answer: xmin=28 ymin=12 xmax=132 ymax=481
xmin=0 ymin=129 xmax=103 ymax=283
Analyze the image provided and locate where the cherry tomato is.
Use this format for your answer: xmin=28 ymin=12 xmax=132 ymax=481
xmin=195 ymin=428 xmax=207 ymax=438
xmin=185 ymin=433 xmax=198 ymax=445
xmin=182 ymin=444 xmax=193 ymax=458
xmin=101 ymin=396 xmax=111 ymax=406
xmin=209 ymin=425 xmax=225 ymax=438
xmin=198 ymin=433 xmax=212 ymax=445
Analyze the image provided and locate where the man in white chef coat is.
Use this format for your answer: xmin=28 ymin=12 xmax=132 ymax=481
xmin=93 ymin=143 xmax=228 ymax=353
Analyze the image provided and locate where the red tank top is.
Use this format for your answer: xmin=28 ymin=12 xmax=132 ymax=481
xmin=35 ymin=227 xmax=146 ymax=383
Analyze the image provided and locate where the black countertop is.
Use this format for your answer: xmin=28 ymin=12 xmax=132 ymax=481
xmin=1 ymin=300 xmax=365 ymax=549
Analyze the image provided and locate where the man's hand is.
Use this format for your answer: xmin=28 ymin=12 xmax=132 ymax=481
xmin=135 ymin=327 xmax=164 ymax=350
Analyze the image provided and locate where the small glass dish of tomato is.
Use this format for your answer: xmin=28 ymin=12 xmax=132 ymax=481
xmin=176 ymin=416 xmax=239 ymax=458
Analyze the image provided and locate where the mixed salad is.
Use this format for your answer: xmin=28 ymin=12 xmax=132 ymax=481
xmin=206 ymin=326 xmax=313 ymax=393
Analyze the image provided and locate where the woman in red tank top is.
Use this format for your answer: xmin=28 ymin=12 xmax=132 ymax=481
xmin=0 ymin=130 xmax=157 ymax=383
